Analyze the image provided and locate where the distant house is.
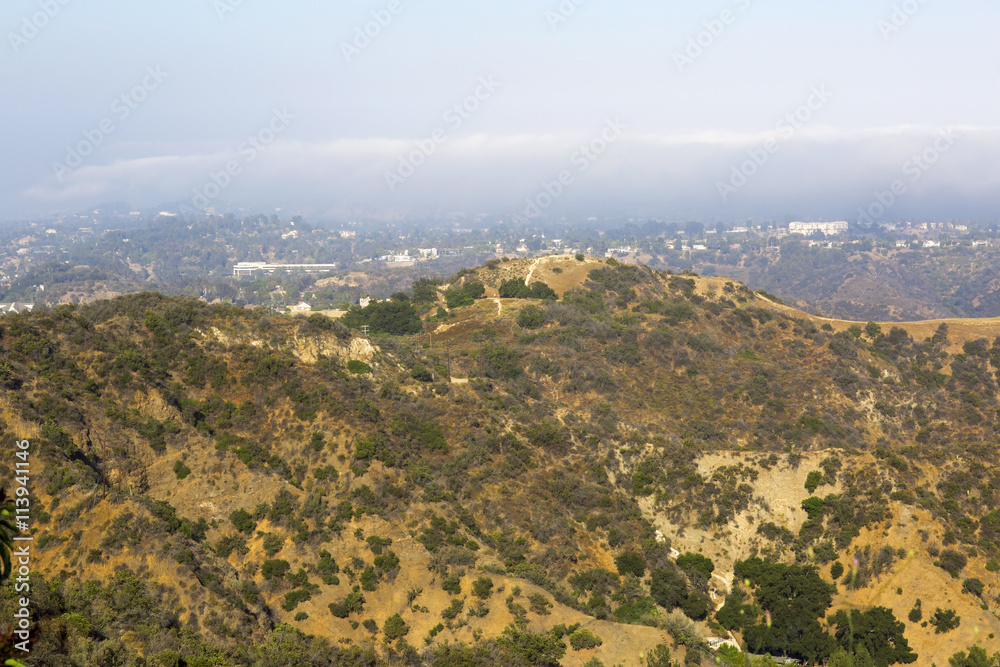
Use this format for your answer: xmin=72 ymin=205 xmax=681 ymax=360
xmin=0 ymin=303 xmax=34 ymax=315
xmin=288 ymin=302 xmax=312 ymax=314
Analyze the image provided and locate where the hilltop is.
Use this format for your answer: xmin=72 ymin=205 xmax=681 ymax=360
xmin=2 ymin=256 xmax=1000 ymax=666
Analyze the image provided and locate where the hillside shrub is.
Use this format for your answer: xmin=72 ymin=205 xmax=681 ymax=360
xmin=262 ymin=559 xmax=291 ymax=580
xmin=383 ymin=614 xmax=409 ymax=640
xmin=346 ymin=360 xmax=371 ymax=374
xmin=962 ymin=577 xmax=984 ymax=597
xmin=615 ymin=551 xmax=646 ymax=578
xmin=568 ymin=629 xmax=603 ymax=650
xmin=499 ymin=279 xmax=557 ymax=300
xmin=517 ymin=305 xmax=545 ymax=329
xmin=329 ymin=591 xmax=365 ymax=618
xmin=229 ymin=509 xmax=256 ymax=534
xmin=938 ymin=549 xmax=968 ymax=577
xmin=930 ymin=607 xmax=961 ymax=633
xmin=830 ymin=606 xmax=916 ymax=666
xmin=908 ymin=600 xmax=922 ymax=623
xmin=472 ymin=576 xmax=494 ymax=600
xmin=675 ymin=553 xmax=714 ymax=579
xmin=805 ymin=470 xmax=823 ymax=493
xmin=340 ymin=300 xmax=422 ymax=335
xmin=173 ymin=460 xmax=191 ymax=480
xmin=262 ymin=533 xmax=283 ymax=557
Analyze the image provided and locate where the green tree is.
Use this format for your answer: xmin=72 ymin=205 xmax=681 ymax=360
xmin=411 ymin=277 xmax=442 ymax=305
xmin=383 ymin=614 xmax=409 ymax=640
xmin=802 ymin=496 xmax=825 ymax=520
xmin=649 ymin=567 xmax=687 ymax=610
xmin=644 ymin=644 xmax=673 ymax=667
xmin=830 ymin=606 xmax=917 ymax=666
xmin=229 ymin=508 xmax=256 ymax=534
xmin=472 ymin=576 xmax=494 ymax=600
xmin=517 ymin=305 xmax=545 ymax=329
xmin=728 ymin=557 xmax=837 ymax=663
xmin=930 ymin=608 xmax=961 ymax=633
xmin=341 ymin=300 xmax=422 ymax=335
xmin=569 ymin=629 xmax=603 ymax=650
xmin=949 ymin=646 xmax=1000 ymax=667
xmin=262 ymin=533 xmax=283 ymax=557
xmin=615 ymin=551 xmax=646 ymax=577
xmin=907 ymin=600 xmax=922 ymax=623
xmin=499 ymin=278 xmax=531 ymax=298
xmin=805 ymin=470 xmax=823 ymax=493
xmin=676 ymin=552 xmax=714 ymax=579
xmin=496 ymin=626 xmax=566 ymax=666
xmin=962 ymin=577 xmax=984 ymax=597
xmin=410 ymin=362 xmax=433 ymax=382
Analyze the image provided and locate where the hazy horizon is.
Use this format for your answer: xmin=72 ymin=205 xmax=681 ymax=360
xmin=4 ymin=0 xmax=999 ymax=223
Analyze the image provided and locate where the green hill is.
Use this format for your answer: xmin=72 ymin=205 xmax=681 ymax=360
xmin=2 ymin=259 xmax=1000 ymax=666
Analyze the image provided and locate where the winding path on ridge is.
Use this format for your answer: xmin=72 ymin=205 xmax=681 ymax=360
xmin=524 ymin=256 xmax=543 ymax=286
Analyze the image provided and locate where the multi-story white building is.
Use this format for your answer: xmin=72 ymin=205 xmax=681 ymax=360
xmin=788 ymin=221 xmax=848 ymax=236
xmin=232 ymin=262 xmax=337 ymax=276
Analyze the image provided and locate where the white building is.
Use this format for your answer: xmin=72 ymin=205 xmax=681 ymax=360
xmin=788 ymin=221 xmax=848 ymax=236
xmin=233 ymin=262 xmax=337 ymax=276
xmin=605 ymin=246 xmax=636 ymax=257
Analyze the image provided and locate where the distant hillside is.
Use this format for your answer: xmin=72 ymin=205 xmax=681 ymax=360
xmin=3 ymin=258 xmax=1000 ymax=666
xmin=709 ymin=240 xmax=1000 ymax=322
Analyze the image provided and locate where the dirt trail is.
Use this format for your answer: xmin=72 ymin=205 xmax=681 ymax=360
xmin=492 ymin=297 xmax=502 ymax=315
xmin=524 ymin=256 xmax=543 ymax=285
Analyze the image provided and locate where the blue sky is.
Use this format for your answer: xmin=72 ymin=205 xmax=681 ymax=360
xmin=3 ymin=0 xmax=999 ymax=222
